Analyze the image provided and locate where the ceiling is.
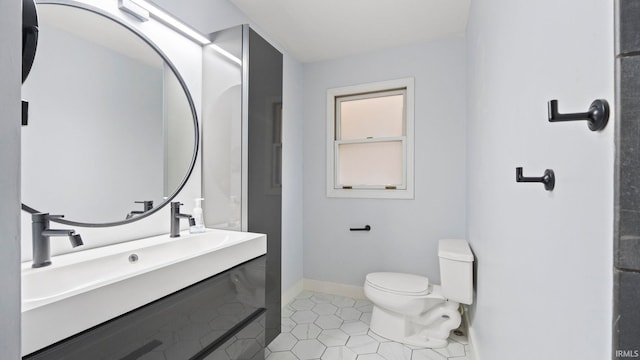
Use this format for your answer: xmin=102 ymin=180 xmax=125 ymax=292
xmin=229 ymin=0 xmax=471 ymax=63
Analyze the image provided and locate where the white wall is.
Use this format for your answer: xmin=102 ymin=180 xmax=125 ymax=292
xmin=0 ymin=0 xmax=21 ymax=357
xmin=303 ymin=38 xmax=467 ymax=286
xmin=465 ymin=0 xmax=613 ymax=359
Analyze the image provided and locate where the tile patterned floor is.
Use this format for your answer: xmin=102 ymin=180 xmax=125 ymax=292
xmin=267 ymin=291 xmax=470 ymax=360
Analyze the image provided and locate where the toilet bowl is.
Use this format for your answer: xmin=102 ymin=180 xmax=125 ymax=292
xmin=364 ymin=239 xmax=474 ymax=348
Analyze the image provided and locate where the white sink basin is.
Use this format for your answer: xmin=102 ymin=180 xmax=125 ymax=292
xmin=21 ymin=228 xmax=266 ymax=356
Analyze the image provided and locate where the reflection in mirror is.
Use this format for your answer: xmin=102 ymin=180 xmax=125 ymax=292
xmin=21 ymin=3 xmax=198 ymax=226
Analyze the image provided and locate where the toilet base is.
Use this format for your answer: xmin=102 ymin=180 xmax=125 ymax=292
xmin=369 ymin=301 xmax=461 ymax=349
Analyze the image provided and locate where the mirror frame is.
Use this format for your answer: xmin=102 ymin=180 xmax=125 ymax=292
xmin=22 ymin=0 xmax=200 ymax=227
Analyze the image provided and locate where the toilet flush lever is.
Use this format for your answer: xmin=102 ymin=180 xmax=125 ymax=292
xmin=516 ymin=167 xmax=555 ymax=191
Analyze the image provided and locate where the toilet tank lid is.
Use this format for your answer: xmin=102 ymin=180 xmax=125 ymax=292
xmin=366 ymin=272 xmax=429 ymax=295
xmin=438 ymin=239 xmax=474 ymax=262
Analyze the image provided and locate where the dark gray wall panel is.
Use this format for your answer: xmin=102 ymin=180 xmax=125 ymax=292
xmin=616 ymin=43 xmax=640 ymax=271
xmin=247 ymin=27 xmax=283 ymax=346
xmin=617 ymin=0 xmax=640 ymax=55
xmin=614 ymin=270 xmax=640 ymax=358
xmin=615 ymin=1 xmax=640 ymax=358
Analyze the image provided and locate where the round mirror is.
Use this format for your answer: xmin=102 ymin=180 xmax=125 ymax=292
xmin=21 ymin=2 xmax=199 ymax=226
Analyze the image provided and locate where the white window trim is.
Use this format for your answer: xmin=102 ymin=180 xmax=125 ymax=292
xmin=326 ymin=77 xmax=415 ymax=199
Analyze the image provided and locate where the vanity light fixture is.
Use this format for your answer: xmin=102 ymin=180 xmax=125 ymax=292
xmin=118 ymin=0 xmax=242 ymax=65
xmin=209 ymin=44 xmax=243 ymax=66
xmin=125 ymin=0 xmax=211 ymax=45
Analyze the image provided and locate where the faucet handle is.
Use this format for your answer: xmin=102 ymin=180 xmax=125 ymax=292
xmin=32 ymin=213 xmax=64 ymax=223
xmin=135 ymin=200 xmax=154 ymax=211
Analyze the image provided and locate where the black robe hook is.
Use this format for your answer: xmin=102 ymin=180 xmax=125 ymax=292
xmin=516 ymin=167 xmax=555 ymax=191
xmin=547 ymin=99 xmax=609 ymax=131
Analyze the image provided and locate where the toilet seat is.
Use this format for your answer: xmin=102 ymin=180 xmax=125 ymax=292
xmin=365 ymin=272 xmax=430 ymax=296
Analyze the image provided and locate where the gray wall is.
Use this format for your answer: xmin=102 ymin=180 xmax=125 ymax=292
xmin=466 ymin=0 xmax=613 ymax=358
xmin=281 ymin=54 xmax=304 ymax=292
xmin=0 ymin=0 xmax=21 ymax=357
xmin=302 ymin=38 xmax=467 ymax=286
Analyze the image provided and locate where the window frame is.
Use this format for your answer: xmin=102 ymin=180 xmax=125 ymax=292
xmin=326 ymin=77 xmax=415 ymax=199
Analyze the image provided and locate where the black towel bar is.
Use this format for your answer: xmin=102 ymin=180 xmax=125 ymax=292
xmin=350 ymin=225 xmax=371 ymax=231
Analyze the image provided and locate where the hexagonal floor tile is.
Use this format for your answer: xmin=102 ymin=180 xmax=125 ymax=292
xmin=267 ymin=333 xmax=298 ymax=352
xmin=377 ymin=341 xmax=412 ymax=360
xmin=291 ymin=310 xmax=319 ymax=324
xmin=331 ymin=296 xmax=356 ymax=308
xmin=345 ymin=334 xmax=379 ymax=354
xmin=315 ymin=315 xmax=343 ymax=330
xmin=360 ymin=312 xmax=372 ymax=324
xmin=356 ymin=303 xmax=374 ymax=313
xmin=310 ymin=293 xmax=334 ymax=304
xmin=290 ymin=299 xmax=316 ymax=311
xmin=266 ymin=351 xmax=299 ymax=360
xmin=281 ymin=290 xmax=470 ymax=360
xmin=357 ymin=354 xmax=386 ymax=360
xmin=367 ymin=330 xmax=390 ymax=343
xmin=321 ymin=346 xmax=357 ymax=360
xmin=336 ymin=307 xmax=362 ymax=321
xmin=340 ymin=320 xmax=369 ymax=336
xmin=411 ymin=349 xmax=447 ymax=360
xmin=281 ymin=317 xmax=296 ymax=332
xmin=317 ymin=329 xmax=349 ymax=347
xmin=312 ymin=303 xmax=338 ymax=315
xmin=282 ymin=306 xmax=295 ymax=318
xmin=434 ymin=340 xmax=465 ymax=358
xmin=291 ymin=339 xmax=326 ymax=359
xmin=291 ymin=323 xmax=322 ymax=340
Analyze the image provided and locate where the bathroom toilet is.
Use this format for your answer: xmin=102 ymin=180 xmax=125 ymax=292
xmin=364 ymin=239 xmax=474 ymax=348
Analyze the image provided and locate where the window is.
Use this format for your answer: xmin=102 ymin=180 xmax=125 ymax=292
xmin=327 ymin=78 xmax=414 ymax=199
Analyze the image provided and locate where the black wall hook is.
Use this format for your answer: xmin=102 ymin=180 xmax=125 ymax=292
xmin=516 ymin=167 xmax=555 ymax=191
xmin=547 ymin=99 xmax=609 ymax=131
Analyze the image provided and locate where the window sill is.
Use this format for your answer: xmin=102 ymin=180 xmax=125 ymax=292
xmin=326 ymin=188 xmax=414 ymax=199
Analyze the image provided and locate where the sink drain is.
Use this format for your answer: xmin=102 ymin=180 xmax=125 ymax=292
xmin=128 ymin=254 xmax=139 ymax=263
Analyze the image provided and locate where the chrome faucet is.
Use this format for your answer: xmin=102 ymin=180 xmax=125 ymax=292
xmin=170 ymin=202 xmax=195 ymax=238
xmin=32 ymin=213 xmax=83 ymax=268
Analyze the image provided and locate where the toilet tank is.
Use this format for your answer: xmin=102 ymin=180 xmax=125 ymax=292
xmin=438 ymin=239 xmax=474 ymax=305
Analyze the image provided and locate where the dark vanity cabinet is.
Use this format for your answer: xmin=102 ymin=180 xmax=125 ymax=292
xmin=24 ymin=256 xmax=266 ymax=360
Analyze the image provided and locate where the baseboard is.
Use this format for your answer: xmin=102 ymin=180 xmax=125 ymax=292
xmin=463 ymin=309 xmax=480 ymax=360
xmin=303 ymin=278 xmax=366 ymax=299
xmin=281 ymin=279 xmax=304 ymax=308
